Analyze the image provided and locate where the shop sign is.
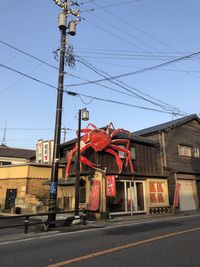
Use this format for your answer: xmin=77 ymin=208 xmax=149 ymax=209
xmin=106 ymin=175 xmax=116 ymax=197
xmin=43 ymin=142 xmax=49 ymax=162
xmin=88 ymin=180 xmax=100 ymax=211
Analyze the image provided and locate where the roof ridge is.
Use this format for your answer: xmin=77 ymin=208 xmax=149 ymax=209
xmin=134 ymin=114 xmax=199 ymax=135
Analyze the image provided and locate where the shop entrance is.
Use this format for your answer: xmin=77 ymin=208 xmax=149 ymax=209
xmin=5 ymin=189 xmax=17 ymax=209
xmin=108 ymin=180 xmax=145 ymax=215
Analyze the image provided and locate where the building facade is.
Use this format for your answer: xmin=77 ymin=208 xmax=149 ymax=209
xmin=135 ymin=114 xmax=200 ymax=212
xmin=60 ymin=131 xmax=169 ymax=217
xmin=0 ymin=164 xmax=63 ymax=214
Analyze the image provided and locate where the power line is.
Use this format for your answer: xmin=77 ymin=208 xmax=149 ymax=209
xmin=67 ymin=50 xmax=200 ymax=87
xmin=0 ymin=61 xmax=186 ymax=116
xmin=76 ymin=56 xmax=175 ymax=112
xmin=0 ymin=63 xmax=57 ymax=90
xmin=78 ymin=0 xmax=96 ymax=5
xmin=88 ymin=2 xmax=200 ymax=78
xmin=85 ymin=3 xmax=159 ymax=54
xmin=81 ymin=0 xmax=140 ymax=13
xmin=66 ymin=90 xmax=186 ymax=116
xmin=74 ymin=57 xmax=200 ymax=73
xmin=0 ymin=39 xmax=94 ymax=86
xmin=74 ymin=51 xmax=200 ymax=61
xmin=0 ymin=128 xmax=54 ymax=131
xmin=0 ymin=40 xmax=58 ymax=71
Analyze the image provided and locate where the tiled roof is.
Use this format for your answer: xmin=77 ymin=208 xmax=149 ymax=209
xmin=0 ymin=145 xmax=36 ymax=159
xmin=134 ymin=114 xmax=200 ymax=136
xmin=61 ymin=130 xmax=158 ymax=147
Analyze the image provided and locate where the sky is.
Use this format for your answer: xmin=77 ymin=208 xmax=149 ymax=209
xmin=0 ymin=0 xmax=200 ymax=149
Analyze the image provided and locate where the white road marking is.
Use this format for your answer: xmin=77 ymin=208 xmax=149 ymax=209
xmin=0 ymin=213 xmax=199 ymax=246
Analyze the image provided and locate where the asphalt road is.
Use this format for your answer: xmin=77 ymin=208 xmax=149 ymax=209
xmin=1 ymin=214 xmax=200 ymax=267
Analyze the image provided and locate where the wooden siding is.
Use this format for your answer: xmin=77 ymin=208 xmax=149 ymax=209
xmin=165 ymin=120 xmax=200 ymax=173
xmin=61 ymin=142 xmax=162 ymax=177
xmin=139 ymin=119 xmax=200 ymax=174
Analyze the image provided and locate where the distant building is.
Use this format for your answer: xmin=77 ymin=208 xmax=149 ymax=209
xmin=0 ymin=145 xmax=36 ymax=166
xmin=36 ymin=139 xmax=54 ymax=164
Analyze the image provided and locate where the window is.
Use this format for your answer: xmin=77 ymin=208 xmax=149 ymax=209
xmin=178 ymin=145 xmax=192 ymax=157
xmin=0 ymin=161 xmax=11 ymax=166
xmin=194 ymin=148 xmax=200 ymax=158
xmin=131 ymin=147 xmax=136 ymax=160
xmin=118 ymin=145 xmax=125 ymax=159
xmin=118 ymin=146 xmax=136 ymax=160
xmin=149 ymin=182 xmax=165 ymax=203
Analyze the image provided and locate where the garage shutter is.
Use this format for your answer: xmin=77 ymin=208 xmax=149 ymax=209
xmin=179 ymin=180 xmax=197 ymax=211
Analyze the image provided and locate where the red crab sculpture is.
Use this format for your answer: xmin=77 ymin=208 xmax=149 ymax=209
xmin=65 ymin=123 xmax=134 ymax=177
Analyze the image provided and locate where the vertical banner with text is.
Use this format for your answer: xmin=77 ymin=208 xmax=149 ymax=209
xmin=173 ymin=182 xmax=181 ymax=208
xmin=88 ymin=180 xmax=101 ymax=211
xmin=106 ymin=175 xmax=116 ymax=197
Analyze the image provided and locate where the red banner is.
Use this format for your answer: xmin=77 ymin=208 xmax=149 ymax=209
xmin=88 ymin=180 xmax=101 ymax=211
xmin=106 ymin=176 xmax=116 ymax=197
xmin=173 ymin=182 xmax=181 ymax=208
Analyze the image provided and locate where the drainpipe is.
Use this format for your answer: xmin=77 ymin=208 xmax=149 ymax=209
xmin=159 ymin=132 xmax=164 ymax=175
xmin=161 ymin=131 xmax=167 ymax=168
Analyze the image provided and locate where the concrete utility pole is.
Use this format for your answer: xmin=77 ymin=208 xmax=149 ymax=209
xmin=1 ymin=121 xmax=7 ymax=146
xmin=48 ymin=0 xmax=80 ymax=226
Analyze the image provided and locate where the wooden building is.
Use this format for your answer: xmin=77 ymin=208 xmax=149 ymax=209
xmin=135 ymin=114 xmax=200 ymax=212
xmin=0 ymin=145 xmax=35 ymax=166
xmin=60 ymin=130 xmax=169 ymax=217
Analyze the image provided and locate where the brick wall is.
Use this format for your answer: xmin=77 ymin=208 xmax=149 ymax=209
xmin=0 ymin=178 xmax=27 ymax=209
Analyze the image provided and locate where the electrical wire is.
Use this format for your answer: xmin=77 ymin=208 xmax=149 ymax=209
xmin=68 ymin=50 xmax=200 ymax=87
xmin=1 ymin=41 xmax=179 ymax=111
xmin=81 ymin=0 xmax=140 ymax=13
xmin=0 ymin=40 xmax=96 ymax=85
xmin=76 ymin=57 xmax=187 ymax=118
xmin=0 ymin=40 xmax=58 ymax=71
xmin=0 ymin=63 xmax=57 ymax=90
xmin=84 ymin=5 xmax=159 ymax=54
xmin=0 ymin=62 xmax=183 ymax=115
xmin=66 ymin=90 xmax=186 ymax=116
xmin=88 ymin=2 xmax=200 ymax=78
xmin=0 ymin=128 xmax=54 ymax=131
xmin=76 ymin=56 xmax=175 ymax=112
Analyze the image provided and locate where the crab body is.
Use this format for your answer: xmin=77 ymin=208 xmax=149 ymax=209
xmin=66 ymin=123 xmax=134 ymax=177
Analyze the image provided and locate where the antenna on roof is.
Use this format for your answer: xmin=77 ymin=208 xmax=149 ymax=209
xmin=1 ymin=121 xmax=7 ymax=146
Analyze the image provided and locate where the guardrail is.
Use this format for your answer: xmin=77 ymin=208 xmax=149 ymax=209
xmin=0 ymin=210 xmax=87 ymax=234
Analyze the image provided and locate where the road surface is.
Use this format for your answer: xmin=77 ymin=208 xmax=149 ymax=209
xmin=0 ymin=214 xmax=200 ymax=267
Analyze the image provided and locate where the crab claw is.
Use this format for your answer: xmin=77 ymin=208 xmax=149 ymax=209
xmin=105 ymin=148 xmax=123 ymax=173
xmin=80 ymin=155 xmax=99 ymax=169
xmin=66 ymin=146 xmax=77 ymax=177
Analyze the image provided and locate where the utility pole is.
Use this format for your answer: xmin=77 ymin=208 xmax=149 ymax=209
xmin=48 ymin=0 xmax=80 ymax=226
xmin=1 ymin=121 xmax=7 ymax=146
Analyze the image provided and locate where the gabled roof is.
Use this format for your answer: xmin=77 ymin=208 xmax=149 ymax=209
xmin=0 ymin=145 xmax=36 ymax=159
xmin=134 ymin=114 xmax=200 ymax=136
xmin=61 ymin=130 xmax=158 ymax=147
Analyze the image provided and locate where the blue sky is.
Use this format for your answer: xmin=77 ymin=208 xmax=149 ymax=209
xmin=0 ymin=0 xmax=200 ymax=149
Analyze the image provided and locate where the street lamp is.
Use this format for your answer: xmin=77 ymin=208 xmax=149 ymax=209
xmin=75 ymin=108 xmax=89 ymax=218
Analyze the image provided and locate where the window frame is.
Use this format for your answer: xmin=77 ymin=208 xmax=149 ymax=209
xmin=194 ymin=147 xmax=200 ymax=158
xmin=149 ymin=181 xmax=165 ymax=204
xmin=178 ymin=144 xmax=192 ymax=158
